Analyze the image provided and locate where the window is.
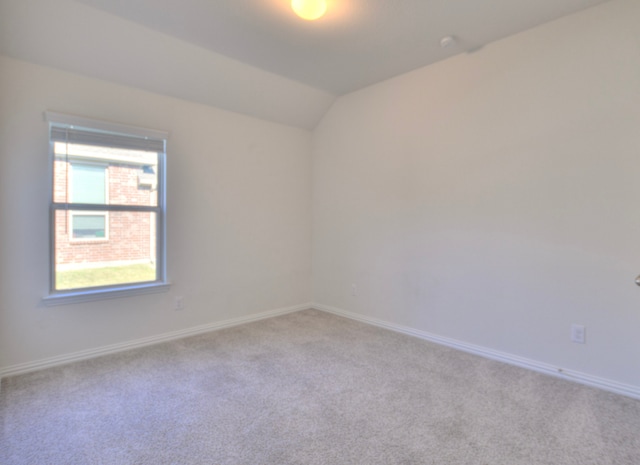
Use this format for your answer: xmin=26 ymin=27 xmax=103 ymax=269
xmin=70 ymin=163 xmax=108 ymax=240
xmin=71 ymin=213 xmax=108 ymax=240
xmin=44 ymin=112 xmax=169 ymax=304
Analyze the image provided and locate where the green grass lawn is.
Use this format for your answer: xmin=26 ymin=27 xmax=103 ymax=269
xmin=56 ymin=263 xmax=156 ymax=290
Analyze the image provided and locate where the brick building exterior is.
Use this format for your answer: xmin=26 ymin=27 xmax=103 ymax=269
xmin=54 ymin=149 xmax=157 ymax=269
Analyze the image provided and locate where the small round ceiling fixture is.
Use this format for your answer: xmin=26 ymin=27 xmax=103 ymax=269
xmin=440 ymin=36 xmax=457 ymax=48
xmin=291 ymin=0 xmax=327 ymax=21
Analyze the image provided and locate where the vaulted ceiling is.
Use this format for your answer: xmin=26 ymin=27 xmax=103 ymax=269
xmin=77 ymin=0 xmax=610 ymax=95
xmin=0 ymin=0 xmax=610 ymax=128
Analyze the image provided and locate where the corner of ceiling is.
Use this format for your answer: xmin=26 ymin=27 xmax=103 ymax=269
xmin=0 ymin=0 xmax=337 ymax=131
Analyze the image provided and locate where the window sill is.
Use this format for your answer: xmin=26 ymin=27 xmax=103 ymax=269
xmin=42 ymin=282 xmax=171 ymax=306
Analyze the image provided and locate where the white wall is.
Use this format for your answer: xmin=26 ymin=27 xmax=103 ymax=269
xmin=0 ymin=56 xmax=312 ymax=370
xmin=312 ymin=0 xmax=640 ymax=388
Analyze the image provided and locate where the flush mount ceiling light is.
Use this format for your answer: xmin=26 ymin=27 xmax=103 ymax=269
xmin=291 ymin=0 xmax=327 ymax=21
xmin=439 ymin=35 xmax=457 ymax=48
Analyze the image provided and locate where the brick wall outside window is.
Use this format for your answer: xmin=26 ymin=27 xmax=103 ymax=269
xmin=54 ymin=160 xmax=157 ymax=267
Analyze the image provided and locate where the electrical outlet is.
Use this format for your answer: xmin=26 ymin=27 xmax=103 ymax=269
xmin=174 ymin=296 xmax=185 ymax=311
xmin=571 ymin=324 xmax=585 ymax=344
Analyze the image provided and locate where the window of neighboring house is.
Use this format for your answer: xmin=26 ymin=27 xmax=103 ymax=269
xmin=44 ymin=112 xmax=170 ymax=305
xmin=70 ymin=163 xmax=108 ymax=241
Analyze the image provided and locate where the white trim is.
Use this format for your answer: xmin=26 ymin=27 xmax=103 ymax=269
xmin=43 ymin=282 xmax=171 ymax=306
xmin=311 ymin=302 xmax=640 ymax=400
xmin=69 ymin=211 xmax=109 ymax=242
xmin=0 ymin=303 xmax=311 ymax=379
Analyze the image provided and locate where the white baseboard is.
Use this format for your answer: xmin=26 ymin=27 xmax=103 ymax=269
xmin=0 ymin=302 xmax=312 ymax=379
xmin=5 ymin=301 xmax=638 ymax=401
xmin=312 ymin=302 xmax=640 ymax=401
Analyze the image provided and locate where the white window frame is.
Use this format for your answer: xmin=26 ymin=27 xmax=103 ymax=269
xmin=43 ymin=111 xmax=170 ymax=306
xmin=69 ymin=211 xmax=110 ymax=242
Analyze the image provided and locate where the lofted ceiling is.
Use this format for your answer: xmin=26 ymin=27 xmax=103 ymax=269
xmin=77 ymin=0 xmax=610 ymax=95
xmin=0 ymin=0 xmax=611 ymax=128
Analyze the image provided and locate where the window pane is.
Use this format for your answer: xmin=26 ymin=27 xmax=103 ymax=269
xmin=72 ymin=164 xmax=106 ymax=204
xmin=54 ymin=142 xmax=158 ymax=207
xmin=55 ymin=210 xmax=157 ymax=290
xmin=72 ymin=214 xmax=106 ymax=239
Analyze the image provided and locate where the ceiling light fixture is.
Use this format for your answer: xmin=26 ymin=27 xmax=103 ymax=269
xmin=291 ymin=0 xmax=327 ymax=21
xmin=440 ymin=36 xmax=457 ymax=48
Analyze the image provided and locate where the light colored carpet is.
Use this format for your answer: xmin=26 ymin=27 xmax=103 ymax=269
xmin=1 ymin=309 xmax=639 ymax=464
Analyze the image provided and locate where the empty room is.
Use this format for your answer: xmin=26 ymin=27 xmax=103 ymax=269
xmin=1 ymin=0 xmax=639 ymax=463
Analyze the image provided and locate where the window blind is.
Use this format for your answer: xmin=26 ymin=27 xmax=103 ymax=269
xmin=46 ymin=111 xmax=168 ymax=153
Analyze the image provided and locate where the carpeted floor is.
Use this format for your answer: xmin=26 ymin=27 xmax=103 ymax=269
xmin=1 ymin=309 xmax=639 ymax=464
